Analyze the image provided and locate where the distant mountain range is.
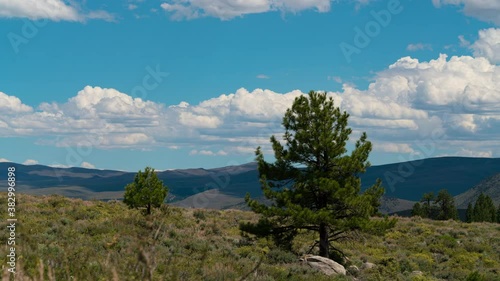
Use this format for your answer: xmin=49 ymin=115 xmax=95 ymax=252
xmin=1 ymin=157 xmax=499 ymax=214
xmin=454 ymin=172 xmax=500 ymax=208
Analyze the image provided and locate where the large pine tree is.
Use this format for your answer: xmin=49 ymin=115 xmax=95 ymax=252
xmin=240 ymin=91 xmax=395 ymax=259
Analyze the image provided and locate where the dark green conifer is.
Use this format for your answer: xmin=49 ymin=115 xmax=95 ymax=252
xmin=240 ymin=91 xmax=395 ymax=259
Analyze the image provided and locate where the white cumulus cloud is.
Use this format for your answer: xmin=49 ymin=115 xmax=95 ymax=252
xmin=432 ymin=0 xmax=500 ymax=25
xmin=0 ymin=91 xmax=33 ymax=114
xmin=0 ymin=0 xmax=114 ymax=22
xmin=1 ymin=31 xmax=500 ymax=160
xmin=160 ymin=0 xmax=357 ymax=20
xmin=471 ymin=28 xmax=500 ymax=64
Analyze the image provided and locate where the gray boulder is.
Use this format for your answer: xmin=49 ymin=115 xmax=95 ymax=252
xmin=361 ymin=262 xmax=376 ymax=270
xmin=347 ymin=265 xmax=360 ymax=276
xmin=300 ymin=255 xmax=346 ymax=276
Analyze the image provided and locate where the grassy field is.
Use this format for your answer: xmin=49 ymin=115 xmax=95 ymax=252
xmin=1 ymin=193 xmax=499 ymax=281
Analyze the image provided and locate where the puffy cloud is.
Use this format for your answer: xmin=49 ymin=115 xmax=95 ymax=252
xmin=432 ymin=0 xmax=500 ymax=25
xmin=161 ymin=0 xmax=337 ymax=20
xmin=471 ymin=28 xmax=500 ymax=64
xmin=1 ymin=37 xmax=500 ymax=159
xmin=0 ymin=158 xmax=11 ymax=162
xmin=23 ymin=159 xmax=38 ymax=165
xmin=0 ymin=0 xmax=114 ymax=22
xmin=374 ymin=143 xmax=416 ymax=154
xmin=454 ymin=148 xmax=492 ymax=158
xmin=179 ymin=112 xmax=222 ymax=128
xmin=161 ymin=0 xmax=269 ymax=20
xmin=81 ymin=162 xmax=96 ymax=169
xmin=0 ymin=91 xmax=33 ymax=114
xmin=256 ymin=74 xmax=270 ymax=79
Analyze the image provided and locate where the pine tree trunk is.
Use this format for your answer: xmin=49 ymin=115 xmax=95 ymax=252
xmin=319 ymin=223 xmax=329 ymax=258
xmin=147 ymin=203 xmax=151 ymax=215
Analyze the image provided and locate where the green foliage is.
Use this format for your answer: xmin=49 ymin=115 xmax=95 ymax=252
xmin=266 ymin=248 xmax=297 ymax=264
xmin=471 ymin=193 xmax=496 ymax=223
xmin=193 ymin=209 xmax=207 ymax=221
xmin=123 ymin=166 xmax=168 ymax=215
xmin=414 ymin=190 xmax=457 ymax=221
xmin=241 ymin=91 xmax=395 ymax=258
xmin=466 ymin=271 xmax=487 ymax=281
xmin=1 ymin=193 xmax=500 ymax=280
xmin=435 ymin=189 xmax=458 ymax=220
xmin=419 ymin=192 xmax=438 ymax=219
xmin=466 ymin=203 xmax=474 ymax=223
xmin=412 ymin=202 xmax=424 ymax=217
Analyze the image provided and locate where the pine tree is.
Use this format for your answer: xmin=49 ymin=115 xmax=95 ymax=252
xmin=472 ymin=193 xmax=496 ymax=223
xmin=435 ymin=189 xmax=458 ymax=220
xmin=124 ymin=167 xmax=169 ymax=215
xmin=411 ymin=202 xmax=424 ymax=217
xmin=466 ymin=202 xmax=474 ymax=223
xmin=420 ymin=192 xmax=435 ymax=219
xmin=240 ymin=91 xmax=396 ymax=259
xmin=484 ymin=195 xmax=497 ymax=223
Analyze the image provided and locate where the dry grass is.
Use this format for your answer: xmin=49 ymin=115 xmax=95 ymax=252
xmin=0 ymin=193 xmax=499 ymax=281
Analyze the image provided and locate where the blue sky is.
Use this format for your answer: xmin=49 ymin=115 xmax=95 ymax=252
xmin=0 ymin=0 xmax=499 ymax=171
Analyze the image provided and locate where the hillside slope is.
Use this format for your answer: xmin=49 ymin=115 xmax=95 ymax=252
xmin=360 ymin=157 xmax=500 ymax=201
xmin=1 ymin=157 xmax=499 ymax=211
xmin=1 ymin=193 xmax=499 ymax=281
xmin=454 ymin=173 xmax=500 ymax=209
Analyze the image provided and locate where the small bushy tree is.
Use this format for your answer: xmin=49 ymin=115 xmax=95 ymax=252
xmin=420 ymin=192 xmax=436 ymax=219
xmin=435 ymin=189 xmax=458 ymax=220
xmin=472 ymin=193 xmax=496 ymax=223
xmin=411 ymin=202 xmax=424 ymax=217
xmin=124 ymin=167 xmax=168 ymax=215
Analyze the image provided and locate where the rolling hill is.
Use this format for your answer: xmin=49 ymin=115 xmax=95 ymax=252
xmin=1 ymin=157 xmax=499 ymax=214
xmin=454 ymin=172 xmax=500 ymax=209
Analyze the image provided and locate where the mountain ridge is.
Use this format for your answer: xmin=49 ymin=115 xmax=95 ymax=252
xmin=1 ymin=156 xmax=499 ymax=214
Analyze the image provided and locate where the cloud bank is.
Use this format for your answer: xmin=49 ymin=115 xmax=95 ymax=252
xmin=1 ymin=29 xmax=499 ymax=159
xmin=160 ymin=0 xmax=365 ymax=20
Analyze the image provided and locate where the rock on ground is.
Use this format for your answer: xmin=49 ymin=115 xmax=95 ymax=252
xmin=347 ymin=265 xmax=360 ymax=276
xmin=300 ymin=255 xmax=346 ymax=276
xmin=361 ymin=262 xmax=376 ymax=270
